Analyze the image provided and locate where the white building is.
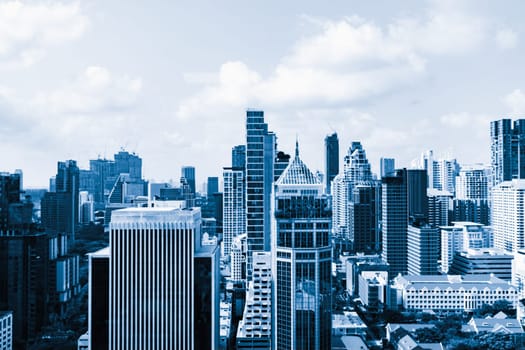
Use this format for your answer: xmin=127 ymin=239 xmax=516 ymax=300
xmin=513 ymin=249 xmax=525 ymax=298
xmin=0 ymin=312 xmax=12 ymax=350
xmin=492 ymin=180 xmax=525 ymax=253
xmin=109 ymin=207 xmax=204 ymax=350
xmin=222 ymin=168 xmax=245 ymax=258
xmin=456 ymin=164 xmax=490 ymax=200
xmin=231 ymin=233 xmax=247 ymax=282
xmin=391 ymin=274 xmax=518 ymax=312
xmin=358 ymin=271 xmax=388 ymax=309
xmin=441 ymin=222 xmax=493 ymax=273
xmin=237 ymin=252 xmax=272 ymax=349
xmin=331 ymin=173 xmax=349 ymax=238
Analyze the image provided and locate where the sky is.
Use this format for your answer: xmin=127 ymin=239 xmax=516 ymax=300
xmin=1 ymin=0 xmax=525 ymax=188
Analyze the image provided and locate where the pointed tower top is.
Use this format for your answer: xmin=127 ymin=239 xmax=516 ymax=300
xmin=295 ymin=136 xmax=299 ymax=158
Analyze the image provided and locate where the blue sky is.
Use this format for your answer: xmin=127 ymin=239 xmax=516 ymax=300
xmin=1 ymin=0 xmax=524 ymax=188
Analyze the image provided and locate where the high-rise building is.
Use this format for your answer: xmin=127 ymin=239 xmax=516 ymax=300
xmin=232 ymin=145 xmax=246 ymax=170
xmin=109 ymin=207 xmax=214 ymax=350
xmin=343 ymin=142 xmax=372 ymax=184
xmin=331 ymin=173 xmax=349 ymax=238
xmin=407 ymin=169 xmax=428 ymax=223
xmin=453 ymin=164 xmax=490 ymax=225
xmin=381 ymin=169 xmax=408 ymax=278
xmin=207 ymin=177 xmax=219 ymax=197
xmin=222 ymin=168 xmax=245 ymax=258
xmin=440 ymin=222 xmax=493 ymax=273
xmin=273 ymin=143 xmax=332 ymax=350
xmin=380 ymin=158 xmax=395 ymax=178
xmin=427 ymin=189 xmax=452 ymax=227
xmin=418 ymin=150 xmax=459 ymax=193
xmin=88 ymin=247 xmax=109 ymax=350
xmin=231 ymin=233 xmax=247 ymax=282
xmin=41 ymin=160 xmax=80 ymax=240
xmin=513 ymin=249 xmax=525 ymax=298
xmin=245 ymin=110 xmax=275 ymax=280
xmin=407 ymin=224 xmax=439 ymax=276
xmin=236 ymin=252 xmax=272 ymax=349
xmin=492 ymin=180 xmax=525 ymax=253
xmin=348 ymin=181 xmax=381 ymax=253
xmin=0 ymin=311 xmax=12 ymax=350
xmin=0 ymin=172 xmax=32 ymax=232
xmin=181 ymin=166 xmax=196 ymax=195
xmin=491 ymin=119 xmax=525 ymax=187
xmin=114 ymin=150 xmax=142 ymax=180
xmin=324 ymin=132 xmax=339 ymax=194
xmin=274 ymin=150 xmax=291 ymax=181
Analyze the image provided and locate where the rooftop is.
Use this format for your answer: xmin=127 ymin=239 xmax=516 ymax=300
xmin=276 ymin=141 xmax=320 ymax=186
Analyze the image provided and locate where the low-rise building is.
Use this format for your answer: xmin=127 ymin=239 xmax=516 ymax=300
xmin=391 ymin=274 xmax=518 ymax=312
xmin=332 ymin=311 xmax=367 ymax=337
xmin=358 ymin=271 xmax=388 ymax=312
xmin=449 ymin=248 xmax=513 ymax=282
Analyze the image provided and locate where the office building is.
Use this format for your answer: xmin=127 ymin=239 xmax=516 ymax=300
xmin=232 ymin=145 xmax=246 ymax=170
xmin=380 ymin=158 xmax=395 ymax=178
xmin=513 ymin=249 xmax=525 ymax=298
xmin=181 ymin=166 xmax=196 ymax=195
xmin=274 ymin=150 xmax=290 ymax=181
xmin=236 ymin=252 xmax=272 ymax=349
xmin=454 ymin=164 xmax=490 ymax=225
xmin=222 ymin=168 xmax=245 ymax=258
xmin=114 ymin=150 xmax=142 ymax=180
xmin=109 ymin=207 xmax=210 ymax=350
xmin=0 ymin=311 xmax=12 ymax=350
xmin=207 ymin=177 xmax=219 ymax=197
xmin=382 ymin=169 xmax=408 ymax=278
xmin=492 ymin=180 xmax=525 ymax=253
xmin=273 ymin=143 xmax=332 ymax=350
xmin=440 ymin=222 xmax=493 ymax=273
xmin=88 ymin=247 xmax=109 ymax=350
xmin=358 ymin=271 xmax=388 ymax=311
xmin=348 ymin=182 xmax=381 ymax=253
xmin=325 ymin=132 xmax=339 ymax=194
xmin=407 ymin=224 xmax=439 ymax=276
xmin=491 ymin=119 xmax=525 ymax=186
xmin=0 ymin=172 xmax=32 ymax=232
xmin=343 ymin=141 xmax=372 ymax=184
xmin=245 ymin=110 xmax=275 ymax=280
xmin=391 ymin=274 xmax=518 ymax=312
xmin=448 ymin=248 xmax=513 ymax=282
xmin=41 ymin=160 xmax=80 ymax=240
xmin=407 ymin=169 xmax=428 ymax=223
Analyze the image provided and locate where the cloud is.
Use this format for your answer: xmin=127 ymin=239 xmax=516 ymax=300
xmin=496 ymin=28 xmax=518 ymax=49
xmin=31 ymin=66 xmax=142 ymax=115
xmin=0 ymin=1 xmax=89 ymax=68
xmin=176 ymin=1 xmax=491 ymax=118
xmin=504 ymin=89 xmax=525 ymax=114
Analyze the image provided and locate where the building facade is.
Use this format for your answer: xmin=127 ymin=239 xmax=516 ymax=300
xmin=324 ymin=132 xmax=339 ymax=194
xmin=490 ymin=119 xmax=525 ymax=187
xmin=407 ymin=225 xmax=439 ymax=276
xmin=222 ymin=168 xmax=245 ymax=258
xmin=492 ymin=180 xmax=525 ymax=253
xmin=273 ymin=144 xmax=332 ymax=350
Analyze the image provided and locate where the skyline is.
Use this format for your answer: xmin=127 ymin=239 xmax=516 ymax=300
xmin=1 ymin=0 xmax=525 ymax=187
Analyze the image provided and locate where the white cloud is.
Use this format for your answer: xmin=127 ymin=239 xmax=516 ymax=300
xmin=496 ymin=28 xmax=518 ymax=49
xmin=31 ymin=65 xmax=142 ymax=115
xmin=504 ymin=89 xmax=525 ymax=114
xmin=177 ymin=1 xmax=491 ymax=119
xmin=0 ymin=1 xmax=89 ymax=68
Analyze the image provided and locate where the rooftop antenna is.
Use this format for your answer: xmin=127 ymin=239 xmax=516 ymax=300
xmin=295 ymin=134 xmax=299 ymax=158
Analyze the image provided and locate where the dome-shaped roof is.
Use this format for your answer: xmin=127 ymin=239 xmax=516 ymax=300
xmin=276 ymin=141 xmax=321 ymax=185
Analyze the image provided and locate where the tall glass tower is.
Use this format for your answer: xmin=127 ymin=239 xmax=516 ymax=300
xmin=273 ymin=142 xmax=332 ymax=350
xmin=324 ymin=132 xmax=339 ymax=194
xmin=245 ymin=110 xmax=274 ymax=280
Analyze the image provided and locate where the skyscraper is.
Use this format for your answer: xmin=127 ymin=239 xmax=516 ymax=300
xmin=181 ymin=166 xmax=196 ymax=195
xmin=492 ymin=180 xmax=525 ymax=253
xmin=109 ymin=207 xmax=212 ymax=350
xmin=407 ymin=169 xmax=428 ymax=223
xmin=222 ymin=167 xmax=245 ymax=258
xmin=41 ymin=160 xmax=80 ymax=240
xmin=343 ymin=141 xmax=372 ymax=184
xmin=453 ymin=164 xmax=490 ymax=225
xmin=88 ymin=247 xmax=109 ymax=350
xmin=491 ymin=119 xmax=525 ymax=187
xmin=380 ymin=158 xmax=395 ymax=178
xmin=407 ymin=224 xmax=439 ymax=276
xmin=348 ymin=182 xmax=381 ymax=253
xmin=207 ymin=177 xmax=219 ymax=197
xmin=427 ymin=189 xmax=452 ymax=227
xmin=114 ymin=150 xmax=142 ymax=180
xmin=273 ymin=143 xmax=332 ymax=350
xmin=324 ymin=132 xmax=339 ymax=194
xmin=232 ymin=145 xmax=246 ymax=170
xmin=381 ymin=169 xmax=408 ymax=278
xmin=245 ymin=110 xmax=274 ymax=280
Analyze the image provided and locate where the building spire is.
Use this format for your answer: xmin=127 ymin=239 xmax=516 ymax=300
xmin=295 ymin=135 xmax=299 ymax=158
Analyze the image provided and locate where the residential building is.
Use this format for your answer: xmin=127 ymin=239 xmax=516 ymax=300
xmin=454 ymin=164 xmax=490 ymax=225
xmin=358 ymin=271 xmax=388 ymax=311
xmin=492 ymin=180 xmax=525 ymax=253
xmin=236 ymin=252 xmax=272 ymax=349
xmin=490 ymin=119 xmax=525 ymax=187
xmin=231 ymin=233 xmax=247 ymax=282
xmin=222 ymin=167 xmax=245 ymax=258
